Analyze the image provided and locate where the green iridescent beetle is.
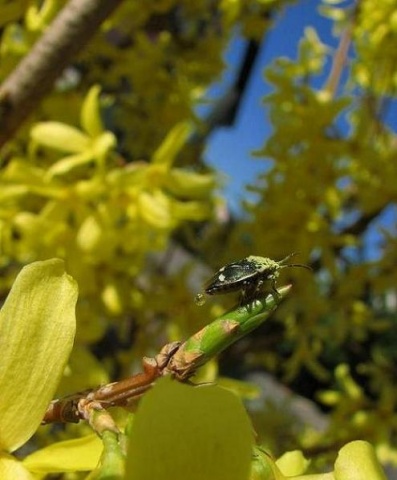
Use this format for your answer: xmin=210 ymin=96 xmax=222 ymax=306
xmin=195 ymin=253 xmax=311 ymax=305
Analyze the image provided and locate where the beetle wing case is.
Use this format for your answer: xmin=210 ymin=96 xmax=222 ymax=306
xmin=204 ymin=258 xmax=261 ymax=295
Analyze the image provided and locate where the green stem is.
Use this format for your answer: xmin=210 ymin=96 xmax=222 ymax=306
xmin=167 ymin=285 xmax=291 ymax=380
xmin=85 ymin=408 xmax=125 ymax=480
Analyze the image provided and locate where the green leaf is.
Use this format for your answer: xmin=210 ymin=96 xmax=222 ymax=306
xmin=0 ymin=259 xmax=77 ymax=452
xmin=125 ymin=377 xmax=253 ymax=480
xmin=22 ymin=434 xmax=102 ymax=473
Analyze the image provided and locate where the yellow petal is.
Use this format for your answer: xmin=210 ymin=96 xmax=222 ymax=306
xmin=30 ymin=122 xmax=90 ymax=153
xmin=138 ymin=191 xmax=174 ymax=229
xmin=0 ymin=452 xmax=33 ymax=480
xmin=152 ymin=122 xmax=192 ymax=167
xmin=276 ymin=450 xmax=309 ymax=476
xmin=217 ymin=376 xmax=260 ymax=400
xmin=334 ymin=441 xmax=387 ymax=480
xmin=91 ymin=132 xmax=117 ymax=158
xmin=125 ymin=377 xmax=253 ymax=480
xmin=101 ymin=281 xmax=123 ymax=316
xmin=292 ymin=474 xmax=334 ymax=480
xmin=0 ymin=259 xmax=77 ymax=452
xmin=46 ymin=151 xmax=93 ymax=178
xmin=76 ymin=215 xmax=102 ymax=253
xmin=172 ymin=199 xmax=212 ymax=221
xmin=80 ymin=85 xmax=104 ymax=137
xmin=25 ymin=0 xmax=58 ymax=32
xmin=166 ymin=169 xmax=216 ymax=199
xmin=22 ymin=435 xmax=102 ymax=473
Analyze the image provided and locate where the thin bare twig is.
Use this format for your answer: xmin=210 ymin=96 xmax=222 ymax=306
xmin=323 ymin=25 xmax=352 ymax=97
xmin=0 ymin=0 xmax=123 ymax=148
xmin=323 ymin=2 xmax=360 ymax=98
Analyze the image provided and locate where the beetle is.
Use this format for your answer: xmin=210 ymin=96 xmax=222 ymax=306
xmin=195 ymin=253 xmax=311 ymax=305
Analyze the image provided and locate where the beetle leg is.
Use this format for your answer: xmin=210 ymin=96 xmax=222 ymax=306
xmin=255 ymin=279 xmax=264 ymax=295
xmin=240 ymin=279 xmax=263 ymax=307
xmin=240 ymin=283 xmax=254 ymax=305
xmin=269 ymin=278 xmax=282 ymax=304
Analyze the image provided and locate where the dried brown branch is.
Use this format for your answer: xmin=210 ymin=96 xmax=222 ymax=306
xmin=42 ymin=342 xmax=182 ymax=424
xmin=0 ymin=0 xmax=123 ymax=148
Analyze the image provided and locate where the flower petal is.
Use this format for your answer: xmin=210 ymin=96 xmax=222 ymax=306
xmin=0 ymin=259 xmax=77 ymax=452
xmin=152 ymin=122 xmax=192 ymax=167
xmin=0 ymin=452 xmax=33 ymax=480
xmin=125 ymin=378 xmax=253 ymax=480
xmin=22 ymin=435 xmax=102 ymax=473
xmin=31 ymin=122 xmax=90 ymax=153
xmin=334 ymin=441 xmax=387 ymax=480
xmin=80 ymin=85 xmax=104 ymax=137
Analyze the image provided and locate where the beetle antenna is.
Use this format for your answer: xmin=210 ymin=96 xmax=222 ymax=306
xmin=285 ymin=263 xmax=312 ymax=271
xmin=279 ymin=253 xmax=311 ymax=271
xmin=279 ymin=252 xmax=298 ymax=264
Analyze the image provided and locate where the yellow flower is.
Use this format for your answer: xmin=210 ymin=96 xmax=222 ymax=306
xmin=0 ymin=259 xmax=78 ymax=478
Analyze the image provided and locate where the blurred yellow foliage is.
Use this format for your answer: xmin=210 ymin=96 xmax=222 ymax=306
xmin=0 ymin=0 xmax=396 ymax=477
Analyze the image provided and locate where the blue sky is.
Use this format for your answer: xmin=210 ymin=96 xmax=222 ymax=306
xmin=203 ymin=0 xmax=396 ymax=258
xmin=204 ymin=0 xmax=338 ymax=212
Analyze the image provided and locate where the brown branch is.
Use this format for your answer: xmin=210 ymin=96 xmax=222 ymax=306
xmin=0 ymin=0 xmax=123 ymax=148
xmin=322 ymin=1 xmax=361 ymax=98
xmin=323 ymin=24 xmax=352 ymax=97
xmin=42 ymin=342 xmax=182 ymax=424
